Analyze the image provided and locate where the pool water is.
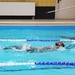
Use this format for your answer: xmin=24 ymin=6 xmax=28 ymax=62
xmin=0 ymin=26 xmax=75 ymax=75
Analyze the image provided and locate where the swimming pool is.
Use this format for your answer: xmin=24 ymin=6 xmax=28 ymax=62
xmin=0 ymin=26 xmax=75 ymax=75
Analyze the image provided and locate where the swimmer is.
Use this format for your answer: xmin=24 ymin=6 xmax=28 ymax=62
xmin=3 ymin=42 xmax=65 ymax=52
xmin=39 ymin=42 xmax=65 ymax=52
xmin=60 ymin=36 xmax=75 ymax=49
xmin=60 ymin=36 xmax=75 ymax=40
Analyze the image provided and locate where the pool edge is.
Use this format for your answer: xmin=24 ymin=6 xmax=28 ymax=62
xmin=0 ymin=20 xmax=75 ymax=26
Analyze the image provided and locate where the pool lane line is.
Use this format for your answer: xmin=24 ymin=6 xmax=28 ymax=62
xmin=0 ymin=39 xmax=75 ymax=42
xmin=0 ymin=39 xmax=27 ymax=42
xmin=0 ymin=39 xmax=60 ymax=42
xmin=0 ymin=61 xmax=75 ymax=67
xmin=0 ymin=67 xmax=75 ymax=72
xmin=0 ymin=62 xmax=35 ymax=67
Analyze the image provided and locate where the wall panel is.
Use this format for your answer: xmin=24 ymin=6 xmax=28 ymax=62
xmin=0 ymin=0 xmax=56 ymax=6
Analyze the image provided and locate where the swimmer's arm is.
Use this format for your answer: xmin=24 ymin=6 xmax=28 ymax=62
xmin=60 ymin=36 xmax=75 ymax=40
xmin=39 ymin=46 xmax=57 ymax=51
xmin=39 ymin=46 xmax=51 ymax=50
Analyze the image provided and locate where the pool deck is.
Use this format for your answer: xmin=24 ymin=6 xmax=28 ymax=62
xmin=0 ymin=20 xmax=75 ymax=26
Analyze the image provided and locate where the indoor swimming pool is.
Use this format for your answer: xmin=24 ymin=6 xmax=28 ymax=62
xmin=0 ymin=25 xmax=75 ymax=75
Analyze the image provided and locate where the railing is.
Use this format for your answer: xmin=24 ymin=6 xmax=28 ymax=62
xmin=47 ymin=6 xmax=75 ymax=14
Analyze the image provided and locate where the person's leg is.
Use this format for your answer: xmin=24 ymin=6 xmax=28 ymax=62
xmin=11 ymin=46 xmax=22 ymax=50
xmin=27 ymin=47 xmax=38 ymax=52
xmin=3 ymin=47 xmax=12 ymax=50
xmin=3 ymin=46 xmax=22 ymax=50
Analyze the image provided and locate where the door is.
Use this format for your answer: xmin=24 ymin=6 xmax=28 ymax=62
xmin=55 ymin=0 xmax=75 ymax=19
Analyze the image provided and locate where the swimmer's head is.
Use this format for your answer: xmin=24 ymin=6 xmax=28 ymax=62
xmin=55 ymin=42 xmax=65 ymax=47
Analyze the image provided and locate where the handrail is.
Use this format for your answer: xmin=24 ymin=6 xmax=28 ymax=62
xmin=47 ymin=6 xmax=75 ymax=14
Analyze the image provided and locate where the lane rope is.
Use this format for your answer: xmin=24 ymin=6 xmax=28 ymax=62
xmin=0 ymin=62 xmax=35 ymax=67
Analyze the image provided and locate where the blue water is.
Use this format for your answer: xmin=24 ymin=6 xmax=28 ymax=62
xmin=0 ymin=26 xmax=75 ymax=75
